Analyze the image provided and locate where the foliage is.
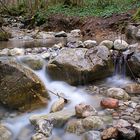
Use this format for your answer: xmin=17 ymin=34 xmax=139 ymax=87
xmin=133 ymin=8 xmax=140 ymax=21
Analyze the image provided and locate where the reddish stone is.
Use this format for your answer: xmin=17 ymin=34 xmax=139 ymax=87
xmin=100 ymin=98 xmax=119 ymax=109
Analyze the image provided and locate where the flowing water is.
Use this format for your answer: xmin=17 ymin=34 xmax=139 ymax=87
xmin=0 ymin=41 xmax=134 ymax=140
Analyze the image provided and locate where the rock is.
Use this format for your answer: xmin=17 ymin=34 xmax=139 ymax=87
xmin=96 ymin=45 xmax=110 ymax=60
xmin=107 ymin=88 xmax=130 ymax=100
xmin=20 ymin=55 xmax=44 ymax=70
xmin=0 ymin=58 xmax=48 ymax=110
xmin=0 ymin=28 xmax=10 ymax=41
xmin=82 ymin=131 xmax=101 ymax=140
xmin=9 ymin=48 xmax=25 ymax=56
xmin=32 ymin=133 xmax=48 ymax=140
xmin=66 ymin=119 xmax=85 ymax=134
xmin=67 ymin=41 xmax=84 ymax=48
xmin=55 ymin=31 xmax=67 ymax=37
xmin=133 ymin=123 xmax=140 ymax=134
xmin=41 ymin=52 xmax=50 ymax=59
xmin=66 ymin=116 xmax=104 ymax=134
xmin=0 ymin=125 xmax=12 ymax=140
xmin=22 ymin=35 xmax=33 ymax=40
xmin=101 ymin=127 xmax=118 ymax=140
xmin=124 ymin=83 xmax=140 ymax=94
xmin=30 ymin=109 xmax=75 ymax=127
xmin=118 ymin=128 xmax=136 ymax=139
xmin=100 ymin=98 xmax=119 ymax=109
xmin=128 ymin=52 xmax=140 ymax=77
xmin=36 ymin=31 xmax=55 ymax=39
xmin=75 ymin=103 xmax=97 ymax=118
xmin=47 ymin=48 xmax=113 ymax=85
xmin=82 ymin=116 xmax=104 ymax=130
xmin=51 ymin=98 xmax=65 ymax=112
xmin=84 ymin=40 xmax=97 ymax=49
xmin=99 ymin=40 xmax=113 ymax=49
xmin=114 ymin=39 xmax=128 ymax=51
xmin=128 ymin=43 xmax=139 ymax=52
xmin=70 ymin=29 xmax=81 ymax=37
xmin=113 ymin=119 xmax=131 ymax=128
xmin=0 ymin=48 xmax=10 ymax=56
xmin=34 ymin=119 xmax=53 ymax=137
xmin=136 ymin=29 xmax=140 ymax=40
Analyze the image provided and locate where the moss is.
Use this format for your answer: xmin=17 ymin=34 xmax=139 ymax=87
xmin=133 ymin=8 xmax=140 ymax=21
xmin=0 ymin=28 xmax=11 ymax=41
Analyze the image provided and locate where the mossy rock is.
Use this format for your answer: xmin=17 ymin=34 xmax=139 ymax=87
xmin=0 ymin=28 xmax=11 ymax=41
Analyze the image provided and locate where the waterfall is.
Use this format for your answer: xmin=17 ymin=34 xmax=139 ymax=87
xmin=113 ymin=51 xmax=127 ymax=78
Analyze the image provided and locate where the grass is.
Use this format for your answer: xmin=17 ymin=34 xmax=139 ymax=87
xmin=45 ymin=0 xmax=140 ymax=17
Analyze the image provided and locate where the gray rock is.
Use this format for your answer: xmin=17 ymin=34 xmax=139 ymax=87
xmin=30 ymin=109 xmax=75 ymax=128
xmin=135 ymin=29 xmax=140 ymax=40
xmin=0 ymin=125 xmax=12 ymax=140
xmin=113 ymin=119 xmax=131 ymax=128
xmin=55 ymin=31 xmax=67 ymax=37
xmin=9 ymin=48 xmax=25 ymax=56
xmin=20 ymin=55 xmax=44 ymax=70
xmin=118 ymin=128 xmax=136 ymax=139
xmin=114 ymin=39 xmax=128 ymax=51
xmin=32 ymin=133 xmax=48 ymax=140
xmin=99 ymin=40 xmax=113 ymax=49
xmin=84 ymin=40 xmax=97 ymax=49
xmin=70 ymin=29 xmax=81 ymax=37
xmin=47 ymin=48 xmax=113 ymax=85
xmin=107 ymin=88 xmax=130 ymax=101
xmin=133 ymin=123 xmax=140 ymax=134
xmin=75 ymin=103 xmax=97 ymax=118
xmin=82 ymin=131 xmax=101 ymax=140
xmin=0 ymin=48 xmax=10 ymax=56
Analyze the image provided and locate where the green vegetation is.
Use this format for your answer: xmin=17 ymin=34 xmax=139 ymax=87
xmin=133 ymin=8 xmax=140 ymax=21
xmin=0 ymin=0 xmax=140 ymax=26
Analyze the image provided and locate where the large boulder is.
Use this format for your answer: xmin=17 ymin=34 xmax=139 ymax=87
xmin=47 ymin=47 xmax=113 ymax=85
xmin=124 ymin=83 xmax=140 ymax=94
xmin=0 ymin=57 xmax=48 ymax=110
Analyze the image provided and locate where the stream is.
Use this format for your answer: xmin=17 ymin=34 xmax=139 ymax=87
xmin=0 ymin=40 xmax=135 ymax=140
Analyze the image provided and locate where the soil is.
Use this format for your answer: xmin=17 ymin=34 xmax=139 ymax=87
xmin=40 ymin=9 xmax=136 ymax=42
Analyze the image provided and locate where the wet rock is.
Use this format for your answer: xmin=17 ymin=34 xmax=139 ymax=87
xmin=66 ymin=116 xmax=104 ymax=134
xmin=84 ymin=40 xmax=97 ymax=49
xmin=101 ymin=127 xmax=118 ymax=140
xmin=82 ymin=116 xmax=104 ymax=130
xmin=114 ymin=39 xmax=128 ymax=51
xmin=70 ymin=29 xmax=81 ymax=37
xmin=128 ymin=43 xmax=139 ymax=52
xmin=99 ymin=40 xmax=113 ymax=49
xmin=0 ymin=125 xmax=12 ymax=140
xmin=47 ymin=48 xmax=113 ymax=85
xmin=75 ymin=103 xmax=97 ymax=118
xmin=133 ymin=123 xmax=140 ymax=134
xmin=0 ymin=28 xmax=10 ymax=41
xmin=36 ymin=31 xmax=55 ymax=39
xmin=113 ymin=119 xmax=131 ymax=128
xmin=21 ymin=55 xmax=44 ymax=70
xmin=32 ymin=133 xmax=48 ymax=140
xmin=135 ymin=29 xmax=140 ymax=40
xmin=124 ymin=83 xmax=140 ymax=94
xmin=0 ymin=58 xmax=48 ymax=110
xmin=9 ymin=48 xmax=25 ymax=56
xmin=100 ymin=98 xmax=119 ymax=109
xmin=66 ymin=119 xmax=85 ymax=134
xmin=35 ymin=119 xmax=53 ymax=137
xmin=67 ymin=41 xmax=84 ymax=48
xmin=107 ymin=88 xmax=130 ymax=101
xmin=55 ymin=31 xmax=67 ymax=37
xmin=82 ymin=131 xmax=101 ymax=140
xmin=41 ymin=52 xmax=50 ymax=59
xmin=51 ymin=98 xmax=65 ymax=112
xmin=118 ymin=128 xmax=136 ymax=140
xmin=30 ymin=109 xmax=75 ymax=128
xmin=128 ymin=52 xmax=140 ymax=77
xmin=0 ymin=48 xmax=10 ymax=56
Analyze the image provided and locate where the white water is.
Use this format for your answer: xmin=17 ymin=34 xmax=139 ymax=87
xmin=2 ymin=65 xmax=102 ymax=140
